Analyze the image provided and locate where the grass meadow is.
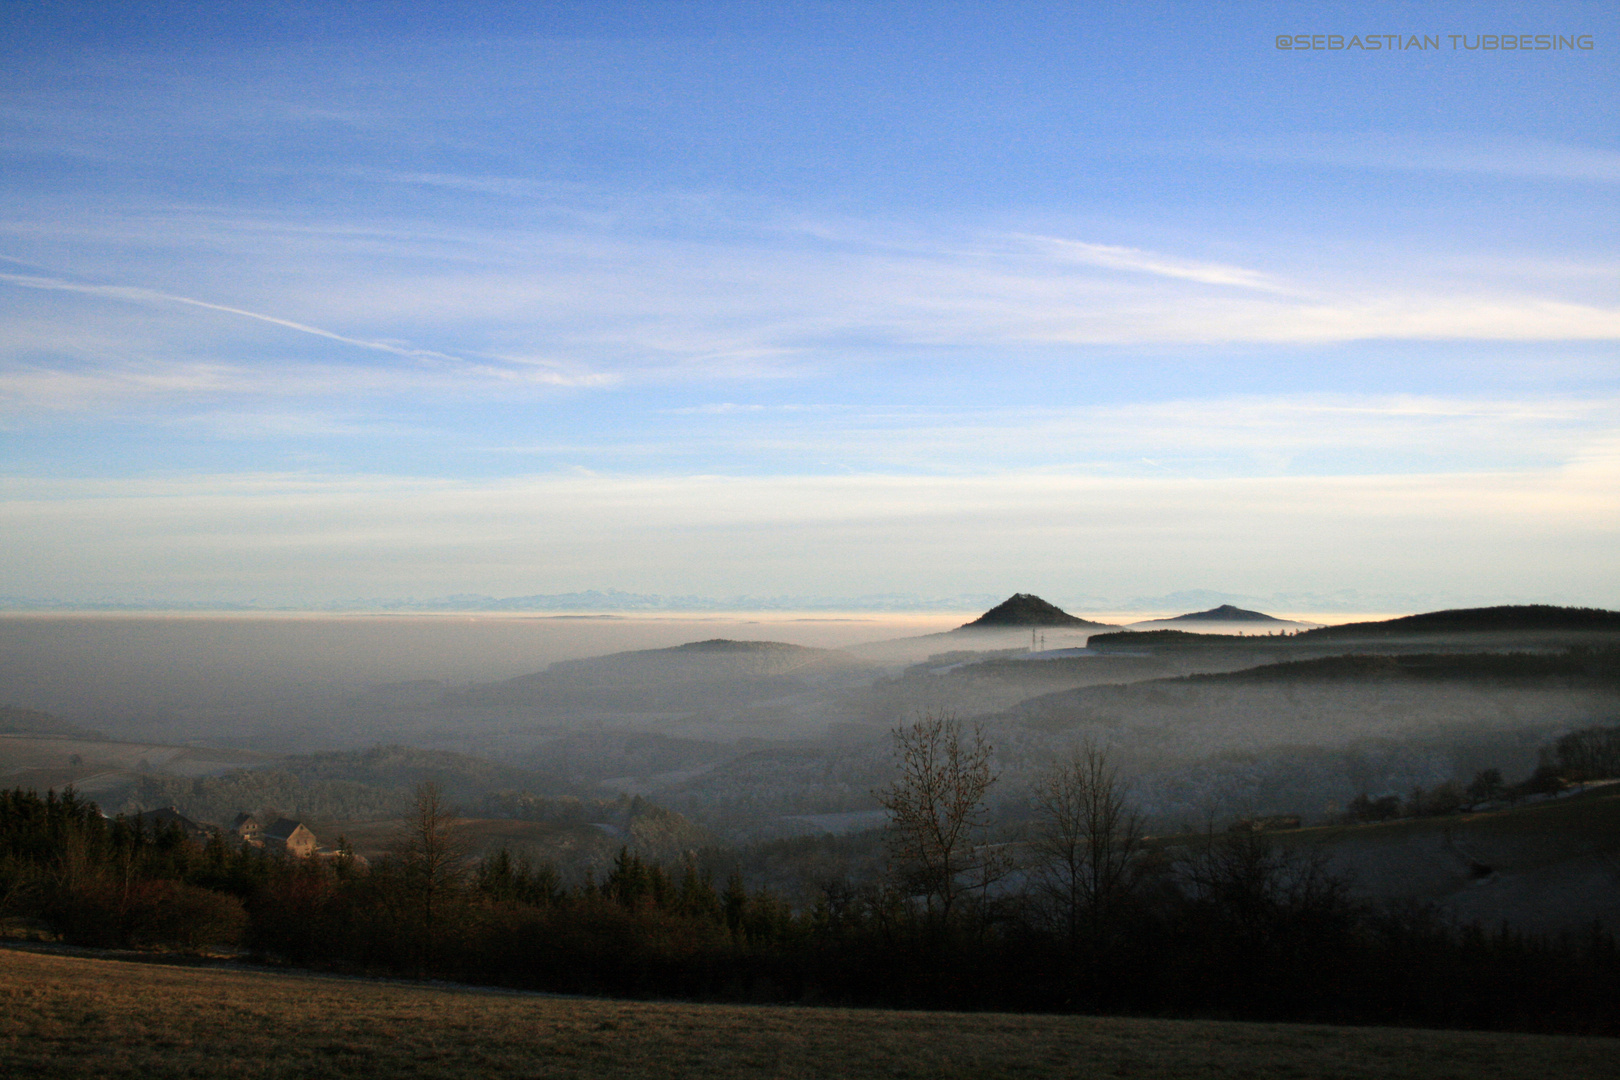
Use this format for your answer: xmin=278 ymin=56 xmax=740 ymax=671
xmin=2 ymin=947 xmax=1616 ymax=1079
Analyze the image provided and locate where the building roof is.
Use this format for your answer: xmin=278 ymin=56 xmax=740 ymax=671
xmin=135 ymin=806 xmax=209 ymax=839
xmin=261 ymin=817 xmax=312 ymax=841
xmin=138 ymin=806 xmax=202 ymax=828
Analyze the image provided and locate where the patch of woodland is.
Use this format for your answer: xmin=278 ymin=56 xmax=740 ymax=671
xmin=1 ymin=779 xmax=1617 ymax=1036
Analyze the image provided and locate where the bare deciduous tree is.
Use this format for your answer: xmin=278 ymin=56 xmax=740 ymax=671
xmin=1178 ymin=825 xmax=1350 ymax=945
xmin=1033 ymin=740 xmax=1142 ymax=947
xmin=877 ymin=712 xmax=998 ymax=924
xmin=393 ymin=780 xmax=471 ymax=964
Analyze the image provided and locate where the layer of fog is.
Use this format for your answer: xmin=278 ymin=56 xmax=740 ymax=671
xmin=0 ymin=612 xmax=969 ymax=728
xmin=3 ymin=613 xmax=1615 ymax=847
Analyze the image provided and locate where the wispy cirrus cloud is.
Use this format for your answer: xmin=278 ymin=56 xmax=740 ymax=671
xmin=1157 ymin=134 xmax=1620 ymax=185
xmin=4 ymin=191 xmax=1619 ymax=437
xmin=1009 ymin=234 xmax=1285 ymax=291
xmin=7 ymin=194 xmax=1620 ymax=385
xmin=0 ymin=358 xmax=615 ymax=416
xmin=516 ymin=393 xmax=1619 ymax=477
xmin=0 ymin=264 xmax=619 ymax=411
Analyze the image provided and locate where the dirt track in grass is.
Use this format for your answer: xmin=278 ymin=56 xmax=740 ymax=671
xmin=2 ymin=947 xmax=1615 ymax=1079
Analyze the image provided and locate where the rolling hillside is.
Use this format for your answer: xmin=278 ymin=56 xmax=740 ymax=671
xmin=1278 ymin=782 xmax=1620 ymax=936
xmin=450 ymin=639 xmax=876 ymax=713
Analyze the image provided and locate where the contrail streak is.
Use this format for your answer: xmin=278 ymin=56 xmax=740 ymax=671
xmin=0 ymin=270 xmax=463 ymax=364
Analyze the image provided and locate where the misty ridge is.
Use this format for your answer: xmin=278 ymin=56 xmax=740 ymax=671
xmin=2 ymin=596 xmax=1619 ymax=935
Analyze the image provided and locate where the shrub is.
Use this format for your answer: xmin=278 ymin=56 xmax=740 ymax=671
xmin=51 ymin=875 xmax=246 ymax=949
xmin=1553 ymin=724 xmax=1620 ymax=782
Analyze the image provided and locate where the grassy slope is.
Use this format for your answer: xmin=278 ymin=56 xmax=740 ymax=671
xmin=1277 ymin=784 xmax=1620 ymax=934
xmin=3 ymin=949 xmax=1615 ymax=1079
xmin=1297 ymin=782 xmax=1620 ymax=855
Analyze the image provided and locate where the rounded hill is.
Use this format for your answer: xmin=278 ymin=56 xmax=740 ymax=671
xmin=1165 ymin=604 xmax=1284 ymax=623
xmin=959 ymin=594 xmax=1109 ymax=628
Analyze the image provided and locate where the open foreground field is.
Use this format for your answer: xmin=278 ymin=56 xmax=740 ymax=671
xmin=2 ymin=947 xmax=1615 ymax=1079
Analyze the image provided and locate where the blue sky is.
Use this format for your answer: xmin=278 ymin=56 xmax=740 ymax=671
xmin=2 ymin=1 xmax=1617 ymax=610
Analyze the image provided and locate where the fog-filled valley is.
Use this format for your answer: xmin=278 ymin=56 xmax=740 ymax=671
xmin=3 ymin=600 xmax=1619 ymax=935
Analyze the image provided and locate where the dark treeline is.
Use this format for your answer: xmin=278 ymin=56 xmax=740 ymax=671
xmin=1191 ymin=648 xmax=1620 ymax=686
xmin=125 ymin=744 xmax=570 ymax=823
xmin=1 ymin=783 xmax=1616 ymax=1037
xmin=1298 ymin=605 xmax=1620 ymax=638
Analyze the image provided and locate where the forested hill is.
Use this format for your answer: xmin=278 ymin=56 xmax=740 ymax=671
xmin=1297 ymin=605 xmax=1620 ymax=638
xmin=129 ymin=745 xmax=571 ymax=823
